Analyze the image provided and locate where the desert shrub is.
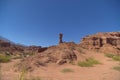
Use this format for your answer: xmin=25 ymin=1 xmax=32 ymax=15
xmin=78 ymin=58 xmax=100 ymax=67
xmin=19 ymin=68 xmax=42 ymax=80
xmin=113 ymin=66 xmax=120 ymax=72
xmin=18 ymin=66 xmax=33 ymax=80
xmin=0 ymin=55 xmax=11 ymax=63
xmin=78 ymin=61 xmax=93 ymax=67
xmin=112 ymin=56 xmax=120 ymax=61
xmin=61 ymin=68 xmax=73 ymax=73
xmin=86 ymin=58 xmax=100 ymax=64
xmin=19 ymin=68 xmax=27 ymax=80
xmin=105 ymin=53 xmax=114 ymax=58
xmin=105 ymin=53 xmax=120 ymax=61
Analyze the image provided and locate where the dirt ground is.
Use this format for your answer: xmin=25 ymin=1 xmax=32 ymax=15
xmin=1 ymin=53 xmax=120 ymax=80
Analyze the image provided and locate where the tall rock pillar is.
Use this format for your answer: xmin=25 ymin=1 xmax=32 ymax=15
xmin=59 ymin=33 xmax=63 ymax=44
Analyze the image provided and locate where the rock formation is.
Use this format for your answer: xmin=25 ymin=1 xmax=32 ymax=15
xmin=2 ymin=32 xmax=120 ymax=71
xmin=80 ymin=32 xmax=120 ymax=54
xmin=0 ymin=39 xmax=24 ymax=55
xmin=18 ymin=42 xmax=77 ymax=71
xmin=0 ymin=40 xmax=11 ymax=47
xmin=0 ymin=38 xmax=47 ymax=56
xmin=24 ymin=46 xmax=47 ymax=54
xmin=59 ymin=33 xmax=63 ymax=44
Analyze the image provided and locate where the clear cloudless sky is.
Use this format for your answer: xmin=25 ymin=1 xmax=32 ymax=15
xmin=0 ymin=0 xmax=120 ymax=47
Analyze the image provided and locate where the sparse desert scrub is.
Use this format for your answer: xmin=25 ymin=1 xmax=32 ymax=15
xmin=19 ymin=68 xmax=42 ymax=80
xmin=104 ymin=53 xmax=114 ymax=58
xmin=78 ymin=58 xmax=100 ymax=67
xmin=105 ymin=53 xmax=120 ymax=61
xmin=0 ymin=54 xmax=11 ymax=63
xmin=19 ymin=68 xmax=27 ymax=80
xmin=113 ymin=66 xmax=120 ymax=72
xmin=61 ymin=68 xmax=74 ymax=73
xmin=112 ymin=56 xmax=120 ymax=61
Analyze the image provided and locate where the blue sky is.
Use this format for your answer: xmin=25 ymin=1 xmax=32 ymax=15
xmin=0 ymin=0 xmax=120 ymax=47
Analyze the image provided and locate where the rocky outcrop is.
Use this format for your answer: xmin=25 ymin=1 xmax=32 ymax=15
xmin=24 ymin=46 xmax=47 ymax=54
xmin=18 ymin=42 xmax=77 ymax=71
xmin=0 ymin=40 xmax=11 ymax=47
xmin=80 ymin=32 xmax=120 ymax=54
xmin=59 ymin=33 xmax=63 ymax=44
xmin=0 ymin=39 xmax=47 ymax=56
xmin=0 ymin=39 xmax=25 ymax=55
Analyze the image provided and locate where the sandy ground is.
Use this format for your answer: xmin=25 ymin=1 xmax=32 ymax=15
xmin=1 ymin=53 xmax=120 ymax=80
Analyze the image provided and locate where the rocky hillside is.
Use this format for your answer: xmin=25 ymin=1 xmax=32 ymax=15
xmin=0 ymin=37 xmax=47 ymax=56
xmin=0 ymin=39 xmax=24 ymax=55
xmin=18 ymin=42 xmax=78 ymax=71
xmin=1 ymin=32 xmax=120 ymax=71
xmin=80 ymin=32 xmax=120 ymax=54
xmin=17 ymin=32 xmax=120 ymax=71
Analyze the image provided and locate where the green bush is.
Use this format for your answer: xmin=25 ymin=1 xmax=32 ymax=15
xmin=78 ymin=58 xmax=100 ymax=67
xmin=61 ymin=68 xmax=73 ymax=73
xmin=0 ymin=55 xmax=11 ymax=63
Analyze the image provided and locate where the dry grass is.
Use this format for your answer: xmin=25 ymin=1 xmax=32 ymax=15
xmin=113 ymin=66 xmax=120 ymax=72
xmin=105 ymin=53 xmax=114 ymax=58
xmin=105 ymin=53 xmax=120 ymax=61
xmin=78 ymin=58 xmax=100 ymax=67
xmin=61 ymin=68 xmax=74 ymax=73
xmin=0 ymin=55 xmax=11 ymax=63
xmin=19 ymin=68 xmax=27 ymax=80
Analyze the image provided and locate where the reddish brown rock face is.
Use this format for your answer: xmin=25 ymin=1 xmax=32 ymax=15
xmin=25 ymin=46 xmax=47 ymax=53
xmin=0 ymin=40 xmax=10 ymax=47
xmin=0 ymin=40 xmax=25 ymax=55
xmin=80 ymin=32 xmax=120 ymax=54
xmin=0 ymin=39 xmax=47 ymax=56
xmin=18 ymin=42 xmax=77 ymax=71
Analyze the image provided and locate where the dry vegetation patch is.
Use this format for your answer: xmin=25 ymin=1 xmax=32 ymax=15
xmin=61 ymin=68 xmax=74 ymax=73
xmin=77 ymin=58 xmax=101 ymax=67
xmin=113 ymin=66 xmax=120 ymax=72
xmin=0 ymin=54 xmax=11 ymax=63
xmin=105 ymin=53 xmax=120 ymax=61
